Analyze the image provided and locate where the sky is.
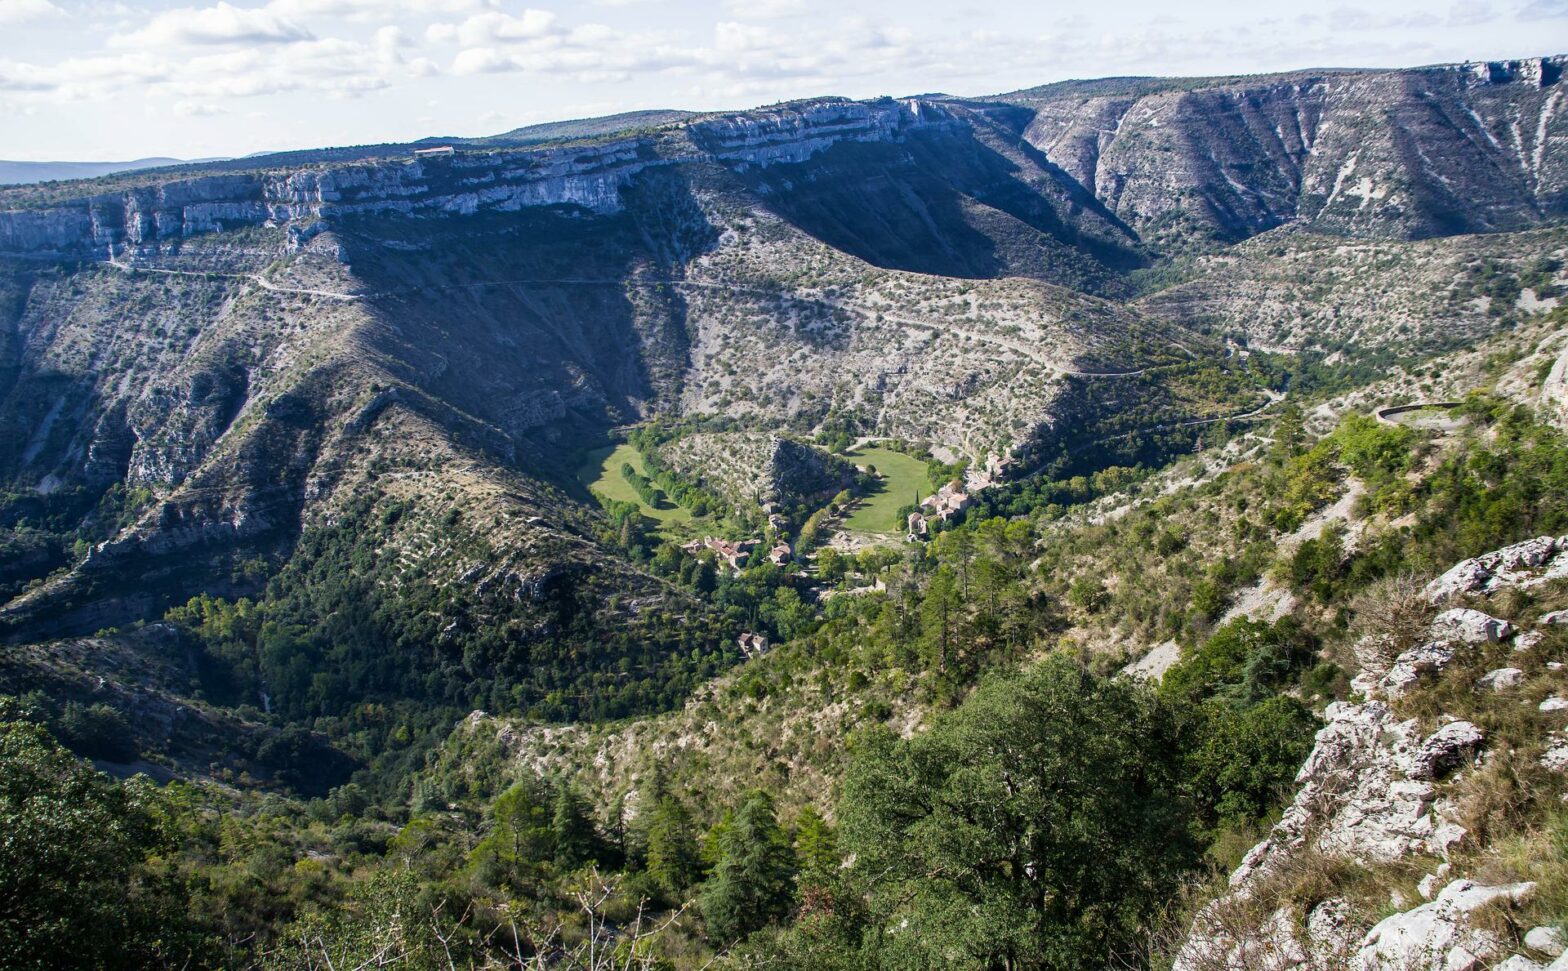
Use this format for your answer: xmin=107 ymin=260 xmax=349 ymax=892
xmin=1 ymin=0 xmax=1566 ymax=161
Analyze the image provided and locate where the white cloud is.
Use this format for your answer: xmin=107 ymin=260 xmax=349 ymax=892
xmin=174 ymin=99 xmax=228 ymax=115
xmin=425 ymin=8 xmax=560 ymax=45
xmin=0 ymin=0 xmax=62 ymax=25
xmin=722 ymin=0 xmax=804 ymax=18
xmin=265 ymin=0 xmax=496 ymax=21
xmin=1445 ymin=0 xmax=1496 ymax=26
xmin=1516 ymin=0 xmax=1568 ymax=17
xmin=111 ymin=2 xmax=314 ymax=48
xmin=2 ymin=30 xmax=417 ymax=103
xmin=0 ymin=58 xmax=56 ymax=90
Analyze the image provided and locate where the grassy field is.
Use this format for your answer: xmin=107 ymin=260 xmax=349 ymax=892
xmin=842 ymin=446 xmax=932 ymax=534
xmin=576 ymin=442 xmax=692 ymax=527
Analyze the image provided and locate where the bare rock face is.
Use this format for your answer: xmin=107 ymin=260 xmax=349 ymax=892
xmin=1011 ymin=57 xmax=1568 ymax=245
xmin=1425 ymin=536 xmax=1568 ymax=601
xmin=1222 ymin=701 xmax=1475 ymax=896
xmin=1356 ymin=880 xmax=1536 ymax=971
xmin=0 ymin=98 xmax=951 ymax=260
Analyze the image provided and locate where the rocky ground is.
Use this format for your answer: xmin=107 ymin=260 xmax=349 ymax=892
xmin=1174 ymin=536 xmax=1568 ymax=971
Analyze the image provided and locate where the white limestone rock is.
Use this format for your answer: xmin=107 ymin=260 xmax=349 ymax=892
xmin=1425 ymin=536 xmax=1566 ymax=602
xmin=1431 ymin=608 xmax=1515 ymax=644
xmin=1306 ymin=898 xmax=1357 ymax=966
xmin=1228 ymin=703 xmax=1475 ymax=895
xmin=1405 ymin=721 xmax=1485 ymax=779
xmin=1543 ymin=732 xmax=1568 ymax=773
xmin=1517 ymin=630 xmax=1547 ymax=652
xmin=1526 ymin=924 xmax=1566 ymax=957
xmin=1172 ymin=903 xmax=1345 ymax=971
xmin=1379 ymin=641 xmax=1459 ymax=699
xmin=1541 ymin=697 xmax=1568 ymax=713
xmin=1356 ymin=880 xmax=1535 ymax=971
xmin=1478 ymin=667 xmax=1525 ymax=691
xmin=1542 ymin=609 xmax=1568 ymax=626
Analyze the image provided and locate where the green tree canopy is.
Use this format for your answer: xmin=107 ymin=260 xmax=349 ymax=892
xmin=836 ymin=656 xmax=1195 ymax=970
xmin=0 ymin=720 xmax=206 ymax=969
xmin=699 ymin=790 xmax=797 ymax=943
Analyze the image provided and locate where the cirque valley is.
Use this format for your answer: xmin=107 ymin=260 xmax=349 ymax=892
xmin=4 ymin=29 xmax=1568 ymax=971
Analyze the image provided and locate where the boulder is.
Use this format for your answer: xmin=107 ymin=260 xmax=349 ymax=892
xmin=1496 ymin=958 xmax=1546 ymax=971
xmin=1379 ymin=641 xmax=1458 ymax=699
xmin=1526 ymin=925 xmax=1566 ymax=957
xmin=1356 ymin=880 xmax=1535 ymax=971
xmin=1477 ymin=667 xmax=1525 ymax=691
xmin=1404 ymin=721 xmax=1484 ymax=779
xmin=1540 ymin=697 xmax=1568 ymax=713
xmin=1431 ymin=608 xmax=1515 ymax=643
xmin=1427 ymin=557 xmax=1496 ymax=602
xmin=1516 ymin=631 xmax=1547 ymax=652
xmin=1542 ymin=609 xmax=1568 ymax=626
xmin=1426 ymin=536 xmax=1568 ymax=602
xmin=1543 ymin=732 xmax=1568 ymax=773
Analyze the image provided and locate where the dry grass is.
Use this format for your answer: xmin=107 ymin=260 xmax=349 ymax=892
xmin=1345 ymin=572 xmax=1436 ymax=671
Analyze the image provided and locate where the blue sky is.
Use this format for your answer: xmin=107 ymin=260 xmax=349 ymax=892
xmin=1 ymin=0 xmax=1565 ymax=160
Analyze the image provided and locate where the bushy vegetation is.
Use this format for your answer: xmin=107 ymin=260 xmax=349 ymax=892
xmin=11 ymin=278 xmax=1568 ymax=969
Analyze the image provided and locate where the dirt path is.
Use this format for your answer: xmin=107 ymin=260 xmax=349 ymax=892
xmin=105 ymin=256 xmax=362 ymax=302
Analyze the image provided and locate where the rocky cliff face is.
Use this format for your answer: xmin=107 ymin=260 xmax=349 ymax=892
xmin=1008 ymin=56 xmax=1568 ymax=245
xmin=1173 ymin=535 xmax=1568 ymax=971
xmin=0 ymin=98 xmax=951 ymax=259
xmin=10 ymin=57 xmax=1567 ymax=263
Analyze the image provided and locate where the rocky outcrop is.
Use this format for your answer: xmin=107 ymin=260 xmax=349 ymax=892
xmin=0 ymin=99 xmax=951 ymax=259
xmin=687 ymin=98 xmax=946 ymax=167
xmin=1008 ymin=56 xmax=1568 ymax=244
xmin=1357 ymin=880 xmax=1537 ymax=971
xmin=1425 ymin=535 xmax=1568 ymax=601
xmin=1174 ymin=533 xmax=1568 ymax=971
xmin=1223 ymin=700 xmax=1474 ymax=890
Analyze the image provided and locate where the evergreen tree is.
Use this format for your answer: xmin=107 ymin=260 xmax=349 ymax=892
xmin=792 ymin=806 xmax=838 ymax=886
xmin=645 ymin=796 xmax=702 ymax=899
xmin=551 ymin=782 xmax=602 ymax=869
xmin=470 ymin=779 xmax=554 ymax=890
xmin=699 ymin=791 xmax=797 ymax=943
xmin=919 ymin=565 xmax=962 ymax=675
xmin=837 ymin=657 xmax=1194 ymax=970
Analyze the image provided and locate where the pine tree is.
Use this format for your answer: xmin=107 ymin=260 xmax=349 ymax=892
xmin=699 ymin=791 xmax=797 ymax=942
xmin=792 ymin=806 xmax=837 ymax=886
xmin=919 ymin=564 xmax=962 ymax=674
xmin=645 ymin=796 xmax=701 ymax=898
xmin=551 ymin=783 xmax=602 ymax=869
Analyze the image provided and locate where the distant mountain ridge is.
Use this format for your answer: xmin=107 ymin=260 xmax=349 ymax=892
xmin=0 ymin=156 xmax=227 ymax=186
